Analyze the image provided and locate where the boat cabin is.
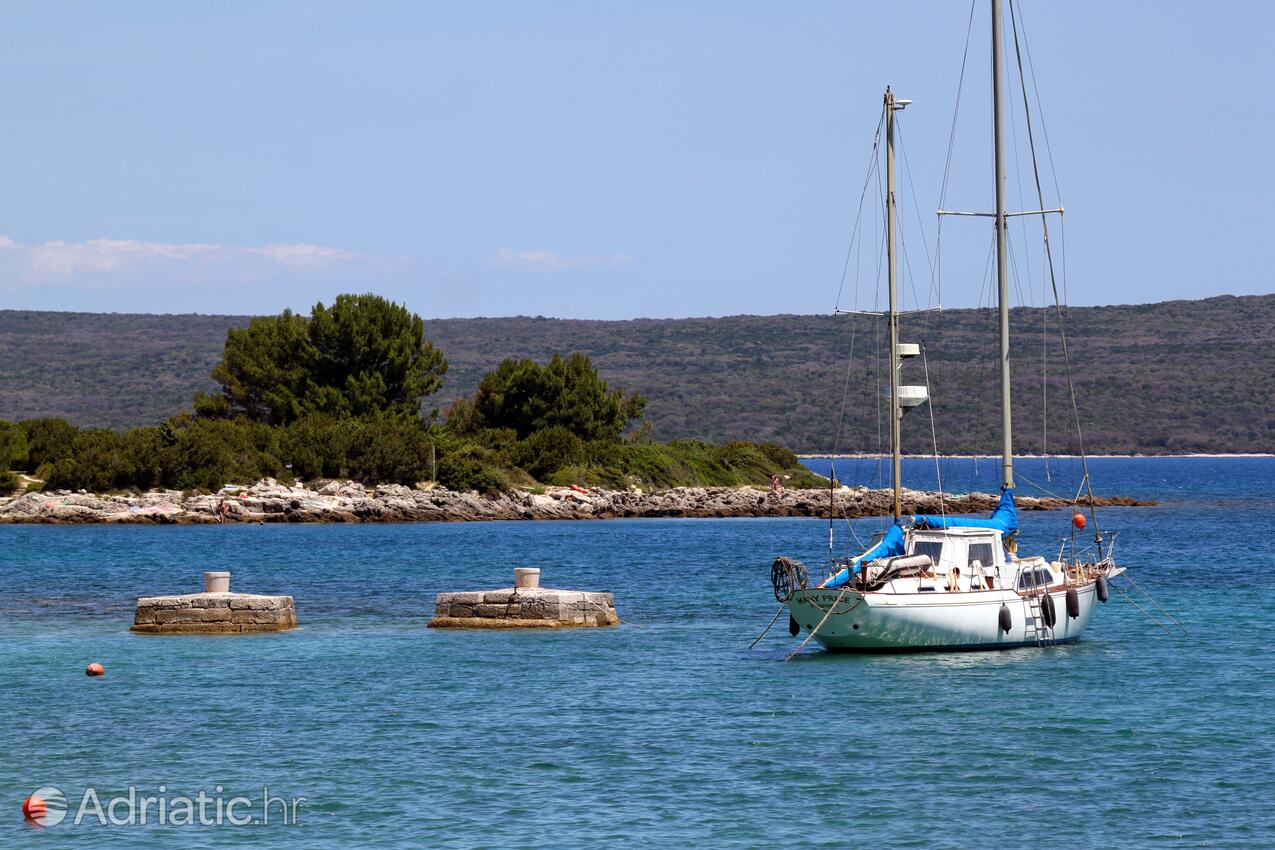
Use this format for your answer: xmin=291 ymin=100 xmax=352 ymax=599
xmin=907 ymin=526 xmax=1004 ymax=572
xmin=891 ymin=526 xmax=1054 ymax=593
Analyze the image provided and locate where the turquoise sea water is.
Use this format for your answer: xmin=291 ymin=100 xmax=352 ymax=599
xmin=1 ymin=457 xmax=1271 ymax=848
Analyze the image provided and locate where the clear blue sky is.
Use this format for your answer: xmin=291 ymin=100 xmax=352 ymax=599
xmin=0 ymin=1 xmax=1270 ymax=319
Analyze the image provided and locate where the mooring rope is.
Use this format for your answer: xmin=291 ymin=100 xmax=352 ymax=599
xmin=786 ymin=587 xmax=861 ymax=662
xmin=1111 ymin=582 xmax=1174 ymax=637
xmin=583 ymin=596 xmax=645 ymax=629
xmin=748 ymin=603 xmax=788 ymax=650
xmin=1117 ymin=573 xmax=1187 ymax=634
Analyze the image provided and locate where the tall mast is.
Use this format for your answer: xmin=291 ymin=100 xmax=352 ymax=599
xmin=991 ymin=0 xmax=1015 ymax=490
xmin=885 ymin=87 xmax=902 ymax=521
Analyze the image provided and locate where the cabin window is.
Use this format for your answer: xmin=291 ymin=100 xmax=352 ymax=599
xmin=968 ymin=542 xmax=995 ymax=569
xmin=1017 ymin=567 xmax=1052 ymax=590
xmin=912 ymin=540 xmax=944 ymax=565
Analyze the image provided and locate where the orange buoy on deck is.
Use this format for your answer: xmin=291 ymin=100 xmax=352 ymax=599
xmin=22 ymin=795 xmax=46 ymax=821
xmin=85 ymin=662 xmax=105 ymax=677
xmin=1072 ymin=512 xmax=1087 ymax=530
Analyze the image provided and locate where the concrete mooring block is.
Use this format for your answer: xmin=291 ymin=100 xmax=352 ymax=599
xmin=131 ymin=572 xmax=297 ymax=635
xmin=429 ymin=568 xmax=618 ymax=629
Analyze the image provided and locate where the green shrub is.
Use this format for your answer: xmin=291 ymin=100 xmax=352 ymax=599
xmin=471 ymin=352 xmax=645 ymax=440
xmin=472 ymin=428 xmax=519 ymax=467
xmin=123 ymin=426 xmax=166 ymax=490
xmin=280 ymin=414 xmax=359 ymax=480
xmin=45 ymin=429 xmax=132 ymax=491
xmin=718 ymin=441 xmax=771 ymax=472
xmin=20 ymin=420 xmax=83 ymax=471
xmin=346 ymin=413 xmax=433 ymax=485
xmin=758 ymin=442 xmax=799 ymax=469
xmin=515 ymin=426 xmax=585 ymax=480
xmin=583 ymin=439 xmax=624 ymax=468
xmin=0 ymin=469 xmax=18 ymax=493
xmin=0 ymin=421 xmax=30 ymax=470
xmin=165 ymin=419 xmax=284 ymax=491
xmin=436 ymin=444 xmax=504 ymax=493
xmin=616 ymin=443 xmax=687 ymax=489
xmin=546 ymin=464 xmax=627 ymax=489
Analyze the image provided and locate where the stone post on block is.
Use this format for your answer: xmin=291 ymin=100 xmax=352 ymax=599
xmin=204 ymin=571 xmax=231 ymax=593
xmin=514 ymin=567 xmax=541 ymax=589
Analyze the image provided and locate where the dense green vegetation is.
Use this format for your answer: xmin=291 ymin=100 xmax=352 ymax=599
xmin=463 ymin=353 xmax=646 ymax=441
xmin=2 ymin=294 xmax=1271 ymax=455
xmin=200 ymin=294 xmax=448 ymax=424
xmin=0 ymin=295 xmax=821 ymax=494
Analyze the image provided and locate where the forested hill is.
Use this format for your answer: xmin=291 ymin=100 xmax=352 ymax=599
xmin=1 ymin=293 xmax=1271 ymax=455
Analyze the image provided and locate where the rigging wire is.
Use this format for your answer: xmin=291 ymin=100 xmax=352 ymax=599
xmin=934 ymin=0 xmax=978 ymax=446
xmin=896 ymin=214 xmax=927 ymax=319
xmin=828 ymin=108 xmax=887 ymax=561
xmin=997 ymin=0 xmax=1050 ymax=479
xmin=937 ymin=0 xmax=979 ymax=214
xmin=833 ymin=113 xmax=886 ymax=313
xmin=930 ymin=0 xmax=977 ymax=488
xmin=1000 ymin=34 xmax=1051 ymax=472
xmin=1011 ymin=1 xmax=1064 ymax=204
xmin=896 ymin=114 xmax=951 ymax=506
xmin=894 ymin=121 xmax=941 ymax=316
xmin=972 ymin=229 xmax=998 ymax=478
xmin=1013 ymin=470 xmax=1070 ymax=503
xmin=830 ymin=121 xmax=883 ymax=440
xmin=829 ymin=101 xmax=894 ymax=554
xmin=1007 ymin=0 xmax=1104 ymax=556
xmin=920 ymin=346 xmax=947 ymax=520
xmin=886 ymin=110 xmax=943 ymax=504
xmin=1004 ymin=42 xmax=1036 ymax=305
xmin=1041 ymin=226 xmax=1051 ymax=479
xmin=868 ymin=128 xmax=887 ymax=494
xmin=1005 ymin=228 xmax=1031 ymax=317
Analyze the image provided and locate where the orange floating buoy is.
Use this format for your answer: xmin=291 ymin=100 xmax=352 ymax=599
xmin=22 ymin=795 xmax=46 ymax=821
xmin=85 ymin=662 xmax=105 ymax=677
xmin=1072 ymin=512 xmax=1087 ymax=530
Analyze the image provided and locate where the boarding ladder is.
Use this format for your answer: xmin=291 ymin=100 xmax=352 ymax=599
xmin=1020 ymin=568 xmax=1055 ymax=647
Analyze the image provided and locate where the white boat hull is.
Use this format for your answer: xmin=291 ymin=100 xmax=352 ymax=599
xmin=787 ymin=581 xmax=1101 ymax=652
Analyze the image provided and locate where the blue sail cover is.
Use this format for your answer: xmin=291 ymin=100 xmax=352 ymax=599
xmin=825 ymin=489 xmax=1018 ymax=588
xmin=912 ymin=487 xmax=1018 ymax=535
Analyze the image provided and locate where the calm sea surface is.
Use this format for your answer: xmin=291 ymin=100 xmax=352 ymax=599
xmin=1 ymin=457 xmax=1271 ymax=848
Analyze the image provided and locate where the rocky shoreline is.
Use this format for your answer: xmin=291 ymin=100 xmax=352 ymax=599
xmin=0 ymin=479 xmax=1152 ymax=525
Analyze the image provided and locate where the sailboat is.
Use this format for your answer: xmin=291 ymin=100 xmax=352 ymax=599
xmin=775 ymin=0 xmax=1123 ymax=652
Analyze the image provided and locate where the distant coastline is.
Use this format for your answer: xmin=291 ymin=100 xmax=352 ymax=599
xmin=800 ymin=453 xmax=1275 ymax=459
